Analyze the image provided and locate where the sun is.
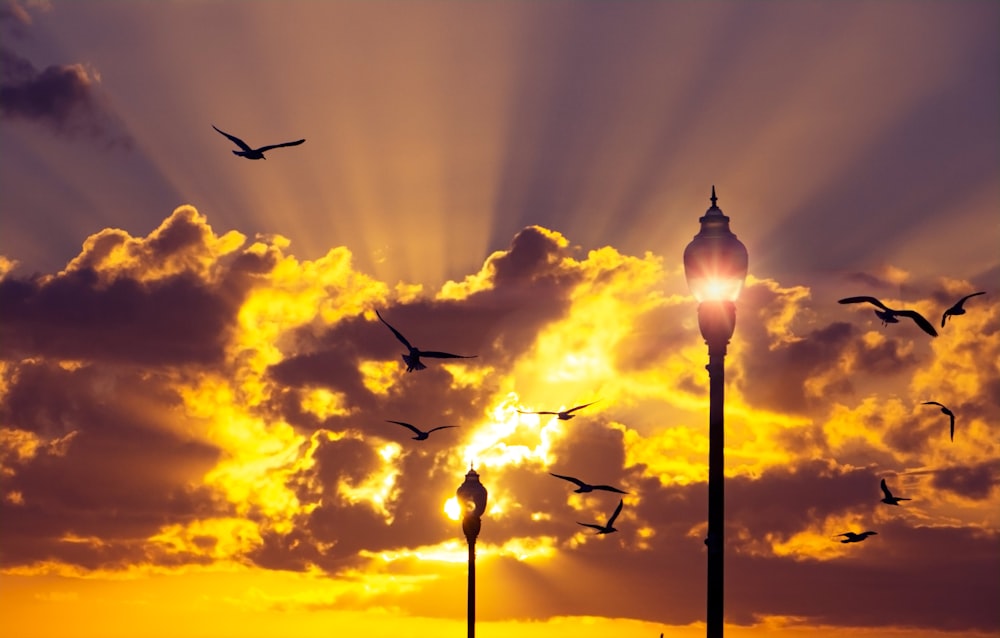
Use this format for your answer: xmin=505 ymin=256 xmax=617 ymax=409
xmin=444 ymin=496 xmax=461 ymax=521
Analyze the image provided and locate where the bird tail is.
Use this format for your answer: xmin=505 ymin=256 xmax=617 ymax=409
xmin=403 ymin=355 xmax=426 ymax=372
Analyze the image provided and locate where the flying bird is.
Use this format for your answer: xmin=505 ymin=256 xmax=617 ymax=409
xmin=375 ymin=309 xmax=476 ymax=372
xmin=922 ymin=401 xmax=956 ymax=441
xmin=518 ymin=401 xmax=599 ymax=420
xmin=941 ymin=291 xmax=986 ymax=327
xmin=838 ymin=296 xmax=938 ymax=337
xmin=880 ymin=478 xmax=911 ymax=506
xmin=212 ymin=125 xmax=305 ymax=160
xmin=550 ymin=472 xmax=629 ymax=494
xmin=577 ymin=498 xmax=624 ymax=535
xmin=835 ymin=531 xmax=878 ymax=544
xmin=385 ymin=420 xmax=458 ymax=441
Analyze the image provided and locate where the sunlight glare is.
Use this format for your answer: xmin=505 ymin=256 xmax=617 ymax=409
xmin=462 ymin=392 xmax=559 ymax=470
xmin=444 ymin=496 xmax=461 ymax=521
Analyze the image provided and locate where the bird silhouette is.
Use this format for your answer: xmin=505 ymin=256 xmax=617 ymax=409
xmin=577 ymin=498 xmax=624 ymax=535
xmin=550 ymin=472 xmax=629 ymax=494
xmin=838 ymin=296 xmax=938 ymax=337
xmin=836 ymin=531 xmax=877 ymax=543
xmin=941 ymin=291 xmax=986 ymax=327
xmin=880 ymin=478 xmax=911 ymax=506
xmin=375 ymin=310 xmax=476 ymax=372
xmin=385 ymin=420 xmax=458 ymax=441
xmin=212 ymin=125 xmax=305 ymax=160
xmin=518 ymin=401 xmax=599 ymax=420
xmin=922 ymin=401 xmax=956 ymax=441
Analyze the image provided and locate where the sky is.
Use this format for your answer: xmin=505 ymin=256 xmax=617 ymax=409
xmin=1 ymin=1 xmax=998 ymax=637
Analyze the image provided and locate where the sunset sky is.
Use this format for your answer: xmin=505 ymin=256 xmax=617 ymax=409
xmin=1 ymin=2 xmax=999 ymax=637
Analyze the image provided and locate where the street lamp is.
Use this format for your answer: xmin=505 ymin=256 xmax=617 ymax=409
xmin=456 ymin=467 xmax=488 ymax=638
xmin=682 ymin=186 xmax=748 ymax=638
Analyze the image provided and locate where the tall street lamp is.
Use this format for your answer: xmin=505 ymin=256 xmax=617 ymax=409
xmin=682 ymin=186 xmax=748 ymax=638
xmin=456 ymin=468 xmax=488 ymax=638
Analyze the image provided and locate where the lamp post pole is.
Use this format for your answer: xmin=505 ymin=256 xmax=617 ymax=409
xmin=702 ymin=301 xmax=734 ymax=638
xmin=683 ymin=187 xmax=748 ymax=638
xmin=457 ymin=468 xmax=488 ymax=638
xmin=464 ymin=514 xmax=480 ymax=638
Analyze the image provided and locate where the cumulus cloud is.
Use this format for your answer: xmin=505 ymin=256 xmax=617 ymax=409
xmin=0 ymin=206 xmax=997 ymax=632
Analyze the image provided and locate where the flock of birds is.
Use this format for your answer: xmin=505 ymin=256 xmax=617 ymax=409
xmin=373 ymin=309 xmax=625 ymax=532
xmin=834 ymin=290 xmax=986 ymax=542
xmin=370 ymin=288 xmax=987 ymax=542
xmin=837 ymin=291 xmax=986 ymax=337
xmin=209 ymin=128 xmax=988 ymax=543
xmin=209 ymin=128 xmax=627 ymax=534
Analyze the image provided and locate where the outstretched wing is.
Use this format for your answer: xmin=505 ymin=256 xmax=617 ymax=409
xmin=550 ymin=472 xmax=586 ymax=488
xmin=593 ymin=484 xmax=629 ymax=494
xmin=896 ymin=309 xmax=937 ymax=337
xmin=838 ymin=296 xmax=890 ymax=311
xmin=212 ymin=125 xmax=253 ymax=152
xmin=257 ymin=138 xmax=306 ymax=153
xmin=418 ymin=351 xmax=476 ymax=359
xmin=426 ymin=425 xmax=459 ymax=434
xmin=386 ymin=420 xmax=422 ymax=435
xmin=922 ymin=401 xmax=945 ymax=408
xmin=519 ymin=410 xmax=557 ymax=416
xmin=577 ymin=522 xmax=604 ymax=531
xmin=880 ymin=479 xmax=892 ymax=499
xmin=376 ymin=310 xmax=413 ymax=350
xmin=958 ymin=291 xmax=987 ymax=305
xmin=566 ymin=400 xmax=599 ymax=414
xmin=605 ymin=499 xmax=624 ymax=527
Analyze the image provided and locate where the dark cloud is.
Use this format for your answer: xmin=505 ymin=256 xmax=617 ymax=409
xmin=735 ymin=276 xmax=928 ymax=415
xmin=0 ymin=207 xmax=252 ymax=366
xmin=727 ymin=523 xmax=1000 ymax=631
xmin=0 ymin=362 xmax=225 ymax=570
xmin=269 ymin=226 xmax=580 ymax=424
xmin=930 ymin=461 xmax=999 ymax=500
xmin=0 ymin=5 xmax=131 ymax=146
xmin=488 ymin=225 xmax=574 ymax=285
xmin=0 ymin=49 xmax=94 ymax=124
xmin=737 ymin=320 xmax=857 ymax=413
xmin=844 ymin=270 xmax=897 ymax=291
xmin=274 ymin=435 xmax=465 ymax=568
xmin=0 ymin=267 xmax=238 ymax=366
xmin=0 ymin=1 xmax=33 ymax=32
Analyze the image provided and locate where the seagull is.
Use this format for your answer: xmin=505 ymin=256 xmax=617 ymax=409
xmin=375 ymin=309 xmax=476 ymax=372
xmin=941 ymin=291 xmax=986 ymax=327
xmin=922 ymin=401 xmax=956 ymax=441
xmin=880 ymin=478 xmax=911 ymax=506
xmin=835 ymin=531 xmax=877 ymax=544
xmin=385 ymin=420 xmax=458 ymax=441
xmin=838 ymin=296 xmax=938 ymax=337
xmin=518 ymin=401 xmax=599 ymax=420
xmin=212 ymin=125 xmax=305 ymax=160
xmin=550 ymin=472 xmax=629 ymax=494
xmin=577 ymin=498 xmax=624 ymax=535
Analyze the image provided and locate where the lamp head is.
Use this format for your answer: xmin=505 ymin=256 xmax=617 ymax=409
xmin=456 ymin=468 xmax=488 ymax=519
xmin=683 ymin=186 xmax=748 ymax=303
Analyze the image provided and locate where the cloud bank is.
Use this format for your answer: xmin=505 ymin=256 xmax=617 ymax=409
xmin=1 ymin=206 xmax=997 ymax=632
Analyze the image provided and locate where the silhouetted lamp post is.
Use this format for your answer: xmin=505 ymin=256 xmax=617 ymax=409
xmin=457 ymin=468 xmax=488 ymax=638
xmin=682 ymin=186 xmax=748 ymax=638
